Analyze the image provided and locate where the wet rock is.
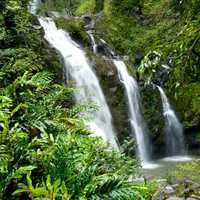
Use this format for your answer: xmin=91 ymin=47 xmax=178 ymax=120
xmin=32 ymin=15 xmax=41 ymax=25
xmin=134 ymin=49 xmax=143 ymax=65
xmin=190 ymin=195 xmax=200 ymax=200
xmin=156 ymin=179 xmax=167 ymax=186
xmin=85 ymin=21 xmax=95 ymax=30
xmin=109 ymin=87 xmax=117 ymax=93
xmin=153 ymin=66 xmax=169 ymax=86
xmin=166 ymin=197 xmax=184 ymax=200
xmin=107 ymin=71 xmax=115 ymax=77
xmin=32 ymin=25 xmax=42 ymax=30
xmin=123 ymin=56 xmax=129 ymax=61
xmin=128 ymin=176 xmax=145 ymax=183
xmin=83 ymin=15 xmax=95 ymax=30
xmin=83 ymin=15 xmax=92 ymax=24
xmin=152 ymin=190 xmax=165 ymax=200
xmin=171 ymin=184 xmax=179 ymax=189
xmin=184 ymin=180 xmax=200 ymax=189
xmin=46 ymin=11 xmax=61 ymax=18
xmin=45 ymin=11 xmax=74 ymax=19
xmin=179 ymin=188 xmax=191 ymax=198
xmin=165 ymin=185 xmax=176 ymax=194
xmin=96 ymin=45 xmax=111 ymax=57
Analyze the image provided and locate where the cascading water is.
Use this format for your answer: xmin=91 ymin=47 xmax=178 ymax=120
xmin=157 ymin=85 xmax=186 ymax=156
xmin=87 ymin=31 xmax=97 ymax=54
xmin=113 ymin=60 xmax=150 ymax=166
xmin=39 ymin=17 xmax=118 ymax=147
xmin=87 ymin=34 xmax=153 ymax=166
xmin=28 ymin=0 xmax=41 ymax=14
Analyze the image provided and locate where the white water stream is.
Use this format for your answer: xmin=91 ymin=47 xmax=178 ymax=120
xmin=157 ymin=85 xmax=186 ymax=156
xmin=28 ymin=0 xmax=41 ymax=14
xmin=113 ymin=60 xmax=151 ymax=166
xmin=39 ymin=17 xmax=118 ymax=147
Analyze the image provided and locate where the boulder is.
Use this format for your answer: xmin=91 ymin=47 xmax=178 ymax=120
xmin=184 ymin=180 xmax=200 ymax=189
xmin=134 ymin=49 xmax=143 ymax=65
xmin=179 ymin=188 xmax=192 ymax=198
xmin=107 ymin=71 xmax=115 ymax=77
xmin=83 ymin=15 xmax=95 ymax=30
xmin=164 ymin=185 xmax=176 ymax=194
xmin=190 ymin=195 xmax=200 ymax=200
xmin=109 ymin=87 xmax=117 ymax=93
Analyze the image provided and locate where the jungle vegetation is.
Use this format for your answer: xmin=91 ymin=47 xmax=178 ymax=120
xmin=0 ymin=0 xmax=156 ymax=199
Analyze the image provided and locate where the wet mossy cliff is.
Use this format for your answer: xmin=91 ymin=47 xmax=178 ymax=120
xmin=40 ymin=0 xmax=200 ymax=155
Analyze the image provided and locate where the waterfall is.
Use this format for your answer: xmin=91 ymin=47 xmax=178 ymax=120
xmin=39 ymin=17 xmax=118 ymax=147
xmin=28 ymin=0 xmax=41 ymax=14
xmin=87 ymin=31 xmax=97 ymax=54
xmin=157 ymin=85 xmax=186 ymax=155
xmin=87 ymin=33 xmax=152 ymax=166
xmin=113 ymin=60 xmax=150 ymax=165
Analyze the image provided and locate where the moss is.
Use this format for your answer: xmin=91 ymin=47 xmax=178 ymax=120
xmin=38 ymin=0 xmax=69 ymax=14
xmin=55 ymin=18 xmax=90 ymax=47
xmin=39 ymin=0 xmax=99 ymax=16
xmin=169 ymin=160 xmax=200 ymax=183
xmin=175 ymin=83 xmax=200 ymax=128
xmin=94 ymin=56 xmax=131 ymax=142
xmin=75 ymin=0 xmax=96 ymax=16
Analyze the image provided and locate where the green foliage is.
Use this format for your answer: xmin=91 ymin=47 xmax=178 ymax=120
xmin=168 ymin=160 xmax=200 ymax=183
xmin=138 ymin=51 xmax=163 ymax=85
xmin=175 ymin=83 xmax=200 ymax=128
xmin=111 ymin=0 xmax=143 ymax=16
xmin=95 ymin=0 xmax=200 ymax=131
xmin=0 ymin=1 xmax=156 ymax=200
xmin=55 ymin=18 xmax=90 ymax=47
xmin=40 ymin=0 xmax=103 ymax=16
xmin=13 ymin=173 xmax=71 ymax=200
xmin=75 ymin=0 xmax=96 ymax=16
xmin=39 ymin=0 xmax=73 ymax=14
xmin=170 ymin=0 xmax=200 ymax=17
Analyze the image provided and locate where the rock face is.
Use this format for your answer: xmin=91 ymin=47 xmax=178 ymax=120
xmin=83 ymin=15 xmax=95 ymax=30
xmin=165 ymin=185 xmax=176 ymax=194
xmin=93 ymin=56 xmax=131 ymax=143
xmin=141 ymin=84 xmax=166 ymax=158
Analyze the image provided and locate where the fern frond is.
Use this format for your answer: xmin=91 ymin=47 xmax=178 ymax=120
xmin=28 ymin=71 xmax=53 ymax=89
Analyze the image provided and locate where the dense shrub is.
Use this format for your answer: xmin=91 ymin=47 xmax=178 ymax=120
xmin=170 ymin=0 xmax=200 ymax=17
xmin=111 ymin=0 xmax=143 ymax=16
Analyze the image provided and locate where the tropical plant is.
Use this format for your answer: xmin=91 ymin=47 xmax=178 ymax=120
xmin=0 ymin=0 xmax=158 ymax=199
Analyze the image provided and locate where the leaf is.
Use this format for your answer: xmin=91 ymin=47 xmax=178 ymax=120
xmin=10 ymin=103 xmax=27 ymax=117
xmin=46 ymin=175 xmax=52 ymax=191
xmin=53 ymin=179 xmax=61 ymax=191
xmin=12 ymin=188 xmax=27 ymax=196
xmin=17 ymin=183 xmax=28 ymax=189
xmin=33 ymin=187 xmax=48 ymax=196
xmin=27 ymin=173 xmax=34 ymax=190
xmin=11 ymin=166 xmax=37 ymax=179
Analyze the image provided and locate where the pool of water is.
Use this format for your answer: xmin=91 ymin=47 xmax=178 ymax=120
xmin=142 ymin=155 xmax=196 ymax=179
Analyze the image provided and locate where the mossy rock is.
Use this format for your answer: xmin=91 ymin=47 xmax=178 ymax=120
xmin=55 ymin=17 xmax=90 ymax=48
xmin=94 ymin=56 xmax=131 ymax=142
xmin=75 ymin=0 xmax=96 ymax=16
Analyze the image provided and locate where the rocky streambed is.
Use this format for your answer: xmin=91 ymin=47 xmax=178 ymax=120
xmin=142 ymin=157 xmax=200 ymax=200
xmin=153 ymin=180 xmax=200 ymax=200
